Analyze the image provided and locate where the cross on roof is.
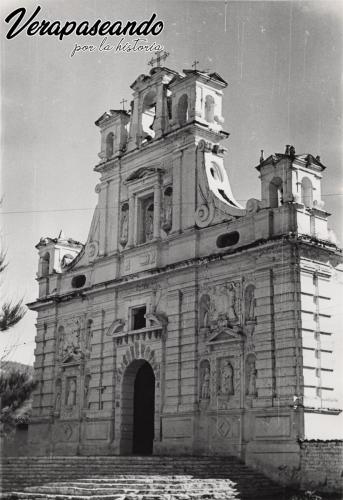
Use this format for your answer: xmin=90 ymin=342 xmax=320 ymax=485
xmin=192 ymin=59 xmax=200 ymax=70
xmin=120 ymin=98 xmax=127 ymax=111
xmin=148 ymin=50 xmax=170 ymax=68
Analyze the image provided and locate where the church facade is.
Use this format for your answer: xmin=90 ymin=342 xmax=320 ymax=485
xmin=28 ymin=63 xmax=342 ymax=483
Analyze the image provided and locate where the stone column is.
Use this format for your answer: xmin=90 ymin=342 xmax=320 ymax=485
xmin=154 ymin=84 xmax=165 ymax=139
xmin=127 ymin=195 xmax=135 ymax=247
xmin=171 ymin=151 xmax=182 ymax=233
xmin=127 ymin=93 xmax=140 ymax=152
xmin=98 ymin=183 xmax=107 ymax=256
xmin=153 ymin=181 xmax=161 ymax=239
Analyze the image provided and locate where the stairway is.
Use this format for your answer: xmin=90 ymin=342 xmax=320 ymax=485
xmin=1 ymin=456 xmax=288 ymax=499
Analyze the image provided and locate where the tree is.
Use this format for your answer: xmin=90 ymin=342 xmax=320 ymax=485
xmin=0 ymin=248 xmax=26 ymax=332
xmin=0 ymin=369 xmax=37 ymax=437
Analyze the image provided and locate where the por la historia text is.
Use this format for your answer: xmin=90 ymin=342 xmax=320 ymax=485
xmin=4 ymin=6 xmax=164 ymax=41
xmin=70 ymin=37 xmax=163 ymax=57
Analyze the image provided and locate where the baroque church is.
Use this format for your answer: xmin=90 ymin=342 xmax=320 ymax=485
xmin=28 ymin=59 xmax=342 ymax=480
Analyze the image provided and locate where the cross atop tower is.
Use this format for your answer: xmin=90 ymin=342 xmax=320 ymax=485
xmin=120 ymin=98 xmax=127 ymax=111
xmin=192 ymin=59 xmax=200 ymax=71
xmin=148 ymin=50 xmax=170 ymax=68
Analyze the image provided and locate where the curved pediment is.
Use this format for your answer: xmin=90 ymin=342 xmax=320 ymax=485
xmin=125 ymin=166 xmax=164 ymax=183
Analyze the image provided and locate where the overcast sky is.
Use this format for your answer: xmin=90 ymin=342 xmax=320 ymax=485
xmin=1 ymin=0 xmax=342 ymax=365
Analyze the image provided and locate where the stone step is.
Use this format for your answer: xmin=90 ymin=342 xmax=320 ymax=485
xmin=1 ymin=455 xmax=287 ymax=499
xmin=3 ymin=495 xmax=240 ymax=500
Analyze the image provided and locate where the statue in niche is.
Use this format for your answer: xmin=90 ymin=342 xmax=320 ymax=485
xmin=199 ymin=294 xmax=211 ymax=328
xmin=246 ymin=357 xmax=257 ymax=396
xmin=245 ymin=285 xmax=256 ymax=322
xmin=219 ymin=360 xmax=234 ymax=396
xmin=201 ymin=365 xmax=211 ymax=400
xmin=120 ymin=207 xmax=129 ymax=246
xmin=66 ymin=378 xmax=77 ymax=407
xmin=145 ymin=204 xmax=154 ymax=241
xmin=162 ymin=188 xmax=172 ymax=232
xmin=55 ymin=380 xmax=61 ymax=412
xmin=227 ymin=283 xmax=238 ymax=323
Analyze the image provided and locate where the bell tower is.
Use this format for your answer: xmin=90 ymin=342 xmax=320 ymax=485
xmin=257 ymin=145 xmax=331 ymax=241
xmin=127 ymin=66 xmax=177 ymax=150
xmin=36 ymin=232 xmax=82 ymax=297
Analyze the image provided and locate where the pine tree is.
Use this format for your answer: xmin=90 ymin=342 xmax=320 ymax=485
xmin=0 ymin=242 xmax=26 ymax=333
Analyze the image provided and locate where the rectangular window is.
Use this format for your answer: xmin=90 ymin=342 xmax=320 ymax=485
xmin=132 ymin=306 xmax=146 ymax=330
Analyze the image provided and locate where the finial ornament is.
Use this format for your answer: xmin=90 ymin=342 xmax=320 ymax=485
xmin=260 ymin=149 xmax=264 ymax=164
xmin=120 ymin=98 xmax=127 ymax=111
xmin=148 ymin=50 xmax=170 ymax=68
xmin=285 ymin=145 xmax=290 ymax=155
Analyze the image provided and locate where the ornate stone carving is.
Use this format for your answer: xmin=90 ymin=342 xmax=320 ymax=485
xmin=116 ymin=343 xmax=159 ymax=382
xmin=145 ymin=312 xmax=168 ymax=328
xmin=106 ymin=319 xmax=125 ymax=337
xmin=63 ymin=423 xmax=73 ymax=440
xmin=60 ymin=318 xmax=83 ymax=363
xmin=200 ymin=281 xmax=241 ymax=337
xmin=87 ymin=241 xmax=98 ymax=260
xmin=195 ymin=203 xmax=215 ymax=228
xmin=246 ymin=198 xmax=261 ymax=214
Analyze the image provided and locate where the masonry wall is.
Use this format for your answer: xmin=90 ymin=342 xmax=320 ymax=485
xmin=299 ymin=440 xmax=343 ymax=494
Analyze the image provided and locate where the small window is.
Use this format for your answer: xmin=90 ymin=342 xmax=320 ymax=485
xmin=177 ymin=94 xmax=188 ymax=126
xmin=106 ymin=132 xmax=114 ymax=158
xmin=216 ymin=231 xmax=240 ymax=248
xmin=132 ymin=306 xmax=146 ymax=330
xmin=205 ymin=95 xmax=215 ymax=123
xmin=41 ymin=252 xmax=50 ymax=277
xmin=301 ymin=177 xmax=313 ymax=208
xmin=71 ymin=275 xmax=86 ymax=288
xmin=269 ymin=177 xmax=283 ymax=208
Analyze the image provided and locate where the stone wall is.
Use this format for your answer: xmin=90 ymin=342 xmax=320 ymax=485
xmin=247 ymin=438 xmax=343 ymax=495
xmin=299 ymin=439 xmax=343 ymax=494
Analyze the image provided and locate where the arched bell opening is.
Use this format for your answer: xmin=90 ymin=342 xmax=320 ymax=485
xmin=141 ymin=90 xmax=157 ymax=141
xmin=120 ymin=359 xmax=155 ymax=455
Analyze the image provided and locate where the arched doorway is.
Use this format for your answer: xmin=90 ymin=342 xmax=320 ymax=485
xmin=120 ymin=360 xmax=155 ymax=455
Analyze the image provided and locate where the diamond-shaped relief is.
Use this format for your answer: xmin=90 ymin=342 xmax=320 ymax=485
xmin=217 ymin=417 xmax=231 ymax=438
xmin=63 ymin=423 xmax=73 ymax=440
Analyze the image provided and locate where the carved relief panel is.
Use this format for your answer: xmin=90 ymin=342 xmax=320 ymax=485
xmin=57 ymin=316 xmax=93 ymax=365
xmin=199 ymin=280 xmax=242 ymax=339
xmin=199 ymin=352 xmax=242 ymax=411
